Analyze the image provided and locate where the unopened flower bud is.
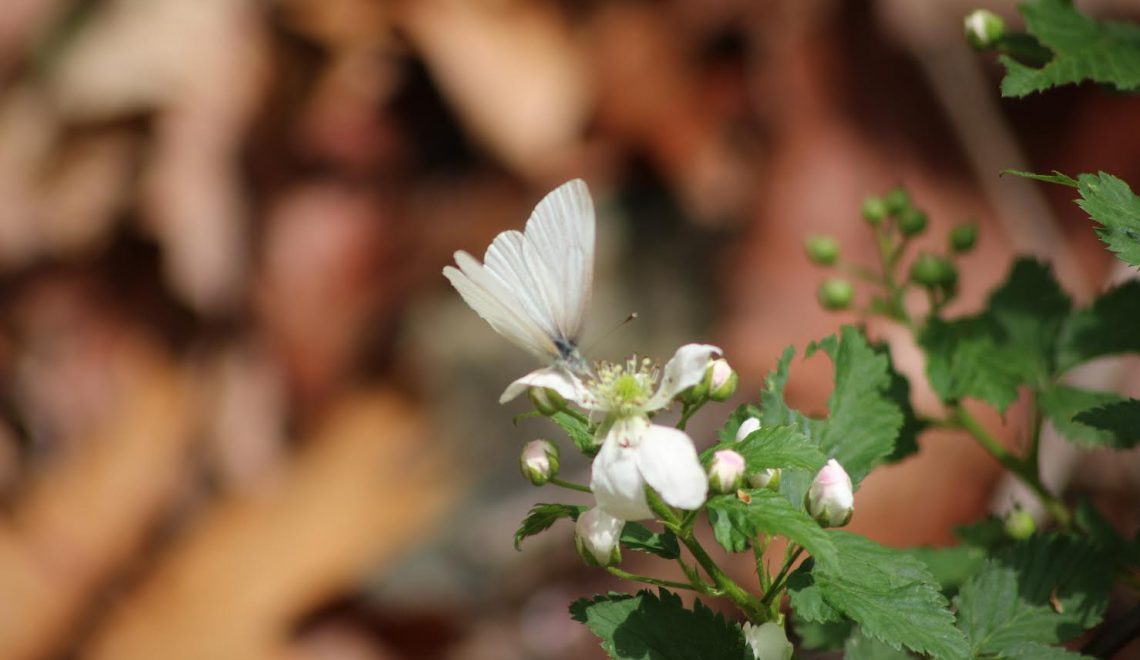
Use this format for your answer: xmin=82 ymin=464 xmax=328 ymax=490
xmin=749 ymin=468 xmax=781 ymax=491
xmin=735 ymin=417 xmax=761 ymax=442
xmin=528 ymin=386 xmax=566 ymax=416
xmin=884 ymin=186 xmax=911 ymax=215
xmin=861 ymin=196 xmax=888 ymax=225
xmin=818 ymin=278 xmax=854 ymax=311
xmin=742 ymin=621 xmax=794 ymax=660
xmin=898 ymin=207 xmax=929 ymax=237
xmin=1004 ymin=508 xmax=1036 ymax=540
xmin=705 ymin=358 xmax=738 ymax=401
xmin=575 ymin=507 xmax=623 ymax=567
xmin=519 ymin=439 xmax=559 ymax=486
xmin=964 ymin=9 xmax=1005 ymax=50
xmin=909 ymin=254 xmax=957 ymax=289
xmin=708 ymin=450 xmax=746 ymax=494
xmin=805 ymin=235 xmax=840 ymax=266
xmin=806 ymin=459 xmax=854 ymax=527
xmin=949 ymin=223 xmax=978 ymax=253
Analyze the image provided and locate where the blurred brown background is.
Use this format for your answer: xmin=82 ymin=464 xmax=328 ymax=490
xmin=0 ymin=0 xmax=1138 ymax=658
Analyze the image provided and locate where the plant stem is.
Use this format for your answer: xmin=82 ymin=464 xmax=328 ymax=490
xmin=548 ymin=477 xmax=592 ymax=493
xmin=762 ymin=545 xmax=805 ymax=606
xmin=606 ymin=566 xmax=708 ymax=594
xmin=954 ymin=406 xmax=1071 ymax=527
xmin=647 ymin=490 xmax=766 ymax=620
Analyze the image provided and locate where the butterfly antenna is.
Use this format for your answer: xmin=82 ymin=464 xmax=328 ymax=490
xmin=585 ymin=312 xmax=639 ymax=355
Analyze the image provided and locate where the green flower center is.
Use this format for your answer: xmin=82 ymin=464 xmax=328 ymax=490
xmin=589 ymin=357 xmax=659 ymax=418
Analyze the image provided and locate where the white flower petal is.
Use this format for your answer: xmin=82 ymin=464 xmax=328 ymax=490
xmin=635 ymin=424 xmax=708 ymax=510
xmin=646 ymin=343 xmax=722 ymax=410
xmin=590 ymin=418 xmax=654 ymax=520
xmin=575 ymin=506 xmax=625 ymax=565
xmin=499 ymin=365 xmax=590 ymax=405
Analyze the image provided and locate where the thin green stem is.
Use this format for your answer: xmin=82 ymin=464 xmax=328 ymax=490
xmin=676 ymin=401 xmax=700 ymax=431
xmin=647 ymin=490 xmax=766 ymax=620
xmin=762 ymin=545 xmax=805 ymax=606
xmin=548 ymin=477 xmax=592 ymax=494
xmin=754 ymin=535 xmax=772 ymax=592
xmin=954 ymin=406 xmax=1072 ymax=527
xmin=837 ymin=262 xmax=885 ymax=285
xmin=606 ymin=567 xmax=707 ymax=594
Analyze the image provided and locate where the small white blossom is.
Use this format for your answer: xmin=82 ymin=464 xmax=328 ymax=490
xmin=806 ymin=459 xmax=854 ymax=527
xmin=575 ymin=506 xmax=624 ymax=566
xmin=742 ymin=622 xmax=793 ymax=660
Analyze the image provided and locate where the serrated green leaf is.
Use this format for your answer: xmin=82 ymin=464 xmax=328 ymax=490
xmin=999 ymin=0 xmax=1140 ymax=97
xmin=787 ymin=564 xmax=844 ymax=624
xmin=550 ymin=412 xmax=599 ymax=456
xmin=706 ymin=490 xmax=837 ymax=569
xmin=735 ymin=425 xmax=827 ymax=472
xmin=514 ymin=503 xmax=584 ymax=550
xmin=954 ymin=535 xmax=1113 ymax=657
xmin=904 ymin=545 xmax=988 ymax=598
xmin=759 ymin=346 xmax=818 ymax=439
xmin=619 ymin=523 xmax=681 ymax=560
xmin=816 ymin=327 xmax=904 ymax=483
xmin=1072 ymin=398 xmax=1140 ymax=449
xmin=1074 ymin=499 xmax=1139 ymax=566
xmin=791 ymin=613 xmax=852 ymax=651
xmin=921 ymin=259 xmax=1069 ymax=411
xmin=1075 ymin=172 xmax=1140 ymax=268
xmin=843 ymin=626 xmax=913 ymax=660
xmin=873 ymin=340 xmax=923 ymax=462
xmin=1037 ymin=384 xmax=1126 ymax=447
xmin=570 ymin=589 xmax=749 ymax=660
xmin=1056 ymin=280 xmax=1140 ymax=371
xmin=1003 ymin=169 xmax=1078 ymax=187
xmin=808 ymin=532 xmax=970 ymax=659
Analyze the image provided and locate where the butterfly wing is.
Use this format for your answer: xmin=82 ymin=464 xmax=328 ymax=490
xmin=442 ymin=179 xmax=595 ymax=362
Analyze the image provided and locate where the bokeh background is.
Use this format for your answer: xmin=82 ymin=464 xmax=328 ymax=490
xmin=0 ymin=0 xmax=1138 ymax=658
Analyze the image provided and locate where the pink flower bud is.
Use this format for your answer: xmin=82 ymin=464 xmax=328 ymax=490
xmin=708 ymin=449 xmax=746 ymax=494
xmin=806 ymin=459 xmax=854 ymax=527
xmin=706 ymin=358 xmax=738 ymax=401
xmin=519 ymin=439 xmax=559 ymax=486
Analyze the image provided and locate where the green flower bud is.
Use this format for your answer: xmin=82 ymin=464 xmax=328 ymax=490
xmin=964 ymin=9 xmax=1005 ymax=50
xmin=861 ymin=196 xmax=888 ymax=225
xmin=519 ymin=439 xmax=559 ymax=486
xmin=705 ymin=358 xmax=738 ymax=402
xmin=884 ymin=186 xmax=910 ymax=215
xmin=528 ymin=386 xmax=566 ymax=416
xmin=909 ymin=254 xmax=957 ymax=289
xmin=1004 ymin=508 xmax=1036 ymax=540
xmin=949 ymin=223 xmax=978 ymax=253
xmin=898 ymin=207 xmax=928 ymax=237
xmin=804 ymin=234 xmax=840 ymax=266
xmin=818 ymin=278 xmax=854 ymax=311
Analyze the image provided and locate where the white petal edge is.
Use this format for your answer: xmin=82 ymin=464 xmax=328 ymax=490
xmin=635 ymin=424 xmax=708 ymax=511
xmin=590 ymin=418 xmax=654 ymax=520
xmin=499 ymin=365 xmax=590 ymax=404
xmin=646 ymin=343 xmax=722 ymax=410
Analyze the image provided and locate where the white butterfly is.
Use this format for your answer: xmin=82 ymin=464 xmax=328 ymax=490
xmin=443 ymin=179 xmax=595 ymax=375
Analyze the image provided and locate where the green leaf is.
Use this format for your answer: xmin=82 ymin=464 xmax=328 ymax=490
xmin=874 ymin=341 xmax=924 ymax=462
xmin=921 ymin=259 xmax=1069 ymax=411
xmin=514 ymin=503 xmax=584 ymax=550
xmin=814 ymin=327 xmax=904 ymax=482
xmin=986 ymin=258 xmax=1071 ymax=381
xmin=570 ymin=589 xmax=749 ymax=660
xmin=1073 ymin=499 xmax=1140 ymax=566
xmin=1003 ymin=169 xmax=1078 ymax=187
xmin=1072 ymin=398 xmax=1140 ymax=449
xmin=843 ymin=626 xmax=913 ymax=660
xmin=759 ymin=346 xmax=818 ymax=439
xmin=999 ymin=0 xmax=1140 ymax=97
xmin=791 ymin=613 xmax=852 ymax=651
xmin=954 ymin=535 xmax=1113 ymax=657
xmin=955 ymin=516 xmax=1015 ymax=552
xmin=805 ymin=532 xmax=970 ymax=659
xmin=1037 ymin=384 xmax=1126 ymax=446
xmin=1074 ymin=172 xmax=1140 ymax=268
xmin=619 ymin=523 xmax=681 ymax=560
xmin=904 ymin=545 xmax=987 ymax=598
xmin=550 ymin=412 xmax=599 ymax=456
xmin=734 ymin=425 xmax=827 ymax=472
xmin=1056 ymin=280 xmax=1140 ymax=371
xmin=787 ymin=564 xmax=844 ymax=624
xmin=705 ymin=490 xmax=837 ymax=569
